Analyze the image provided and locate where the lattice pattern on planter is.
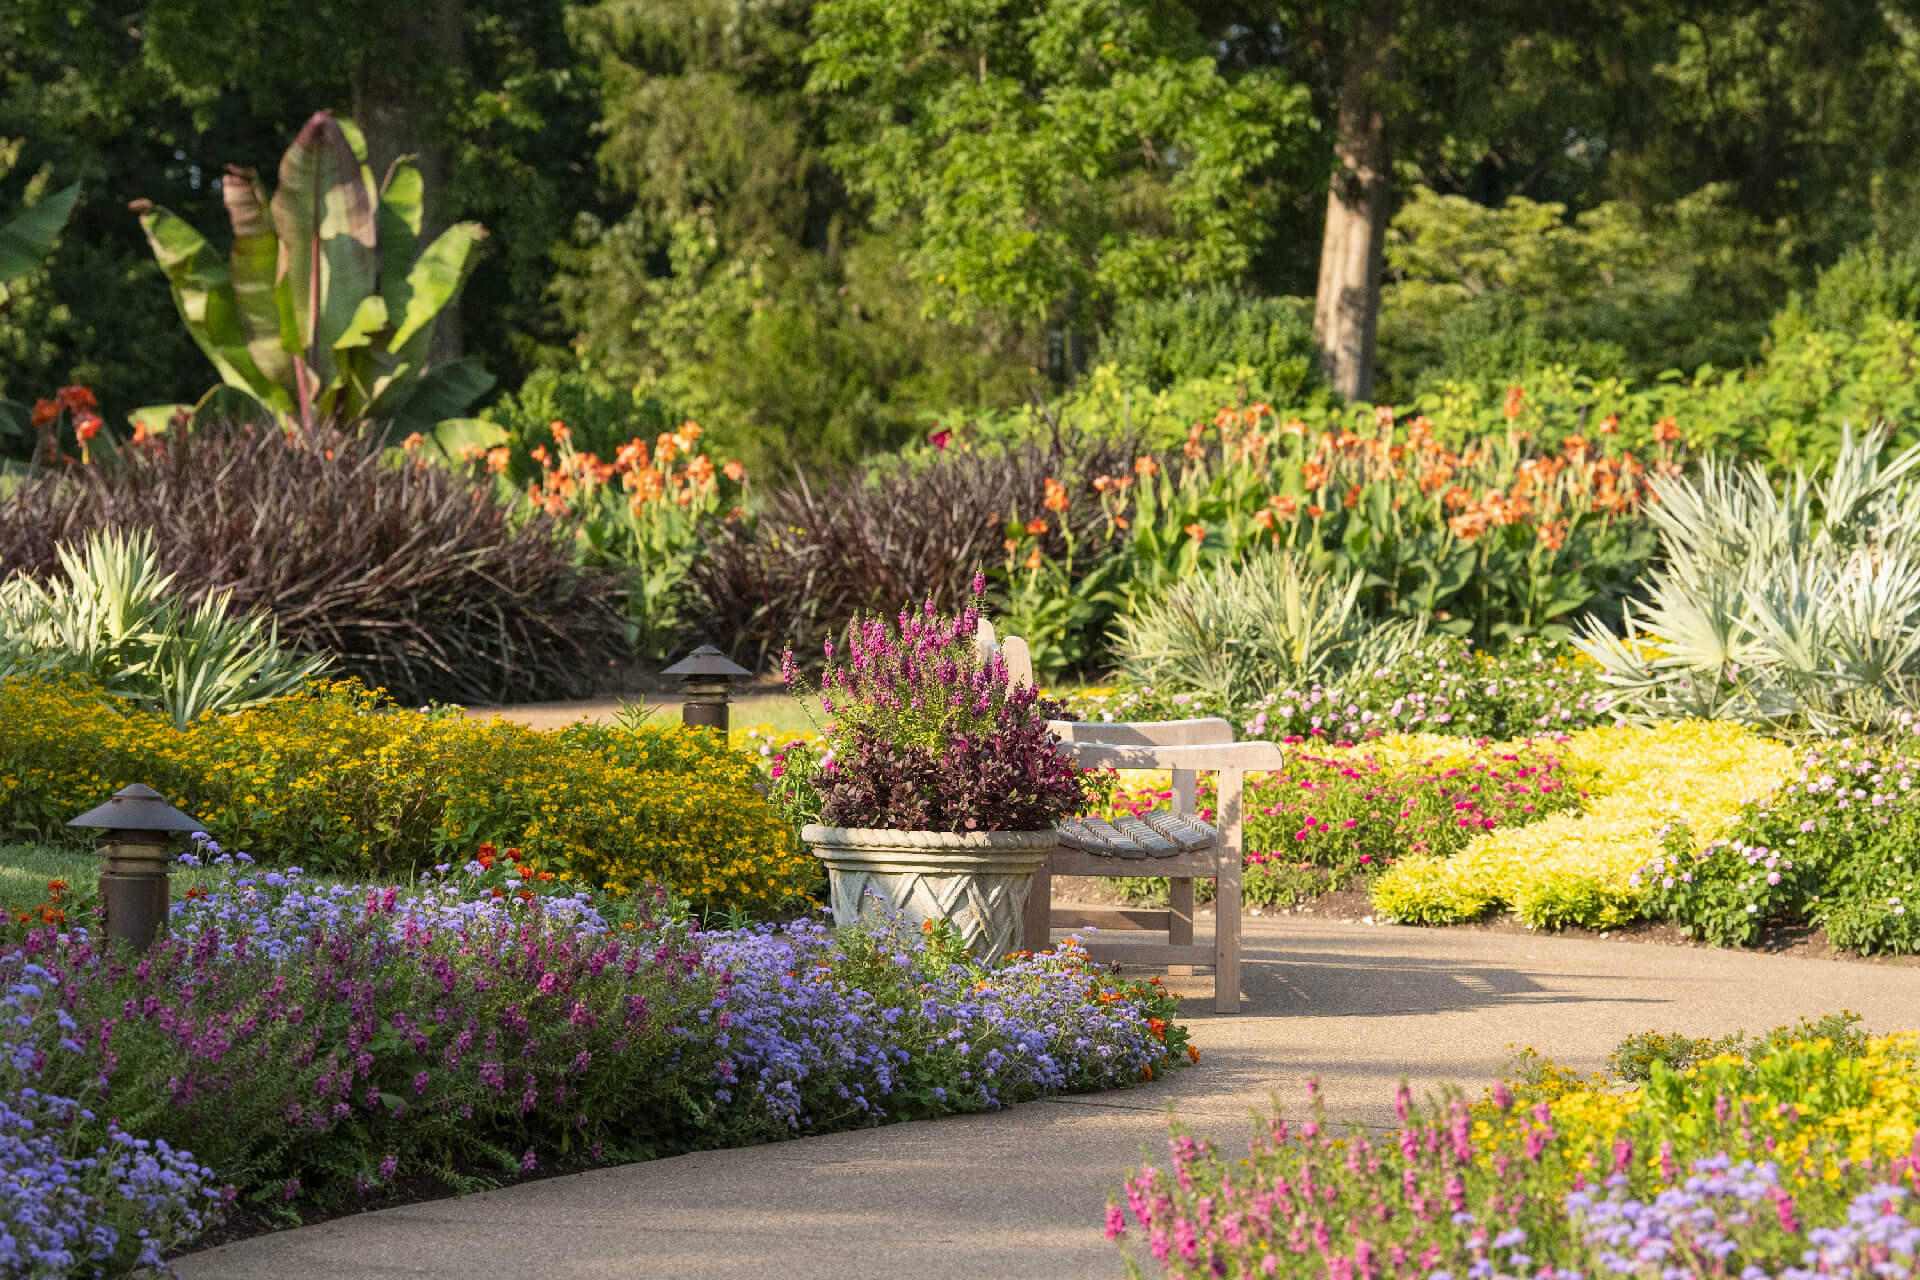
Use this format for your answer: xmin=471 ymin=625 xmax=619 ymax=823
xmin=829 ymin=868 xmax=1034 ymax=962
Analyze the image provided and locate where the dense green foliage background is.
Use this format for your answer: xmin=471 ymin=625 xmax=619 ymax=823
xmin=8 ymin=0 xmax=1920 ymax=473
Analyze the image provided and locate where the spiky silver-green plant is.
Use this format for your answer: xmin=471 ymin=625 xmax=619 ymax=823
xmin=1113 ymin=551 xmax=1424 ymax=708
xmin=1573 ymin=425 xmax=1920 ymax=735
xmin=0 ymin=529 xmax=331 ymax=727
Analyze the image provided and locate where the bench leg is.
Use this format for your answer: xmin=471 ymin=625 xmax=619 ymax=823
xmin=1022 ymin=862 xmax=1053 ymax=953
xmin=1167 ymin=877 xmax=1194 ymax=975
xmin=1214 ymin=863 xmax=1241 ymax=1013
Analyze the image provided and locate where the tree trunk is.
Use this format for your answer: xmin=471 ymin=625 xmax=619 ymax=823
xmin=1312 ymin=0 xmax=1395 ymax=402
xmin=352 ymin=0 xmax=467 ymax=366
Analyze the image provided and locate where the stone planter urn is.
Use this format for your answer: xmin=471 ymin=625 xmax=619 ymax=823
xmin=801 ymin=825 xmax=1058 ymax=963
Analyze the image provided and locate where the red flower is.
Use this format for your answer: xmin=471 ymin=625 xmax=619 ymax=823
xmin=56 ymin=385 xmax=97 ymax=413
xmin=30 ymin=399 xmax=58 ymax=429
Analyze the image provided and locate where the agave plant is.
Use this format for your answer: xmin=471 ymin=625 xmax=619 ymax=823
xmin=1573 ymin=425 xmax=1920 ymax=735
xmin=0 ymin=529 xmax=331 ymax=727
xmin=131 ymin=110 xmax=490 ymax=439
xmin=1113 ymin=552 xmax=1424 ymax=708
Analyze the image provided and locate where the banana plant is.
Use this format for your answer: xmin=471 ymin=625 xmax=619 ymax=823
xmin=131 ymin=110 xmax=491 ymax=439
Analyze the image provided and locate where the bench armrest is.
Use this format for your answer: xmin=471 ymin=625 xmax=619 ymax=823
xmin=1055 ymin=739 xmax=1286 ymax=772
xmin=1047 ymin=717 xmax=1235 ymax=747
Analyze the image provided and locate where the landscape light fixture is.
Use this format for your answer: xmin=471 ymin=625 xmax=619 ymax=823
xmin=662 ymin=644 xmax=753 ymax=733
xmin=67 ymin=783 xmax=205 ymax=952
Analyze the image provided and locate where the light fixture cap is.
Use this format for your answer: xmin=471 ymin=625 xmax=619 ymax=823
xmin=661 ymin=644 xmax=752 ymax=679
xmin=67 ymin=783 xmax=205 ymax=834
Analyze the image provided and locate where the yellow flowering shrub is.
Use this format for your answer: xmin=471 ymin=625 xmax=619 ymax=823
xmin=1479 ymin=1034 xmax=1920 ymax=1194
xmin=0 ymin=677 xmax=818 ymax=915
xmin=1372 ymin=720 xmax=1792 ymax=929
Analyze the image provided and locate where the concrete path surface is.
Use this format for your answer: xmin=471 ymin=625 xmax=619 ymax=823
xmin=177 ymin=917 xmax=1920 ymax=1280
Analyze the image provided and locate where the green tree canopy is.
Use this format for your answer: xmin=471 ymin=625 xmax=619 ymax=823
xmin=806 ymin=0 xmax=1314 ymax=329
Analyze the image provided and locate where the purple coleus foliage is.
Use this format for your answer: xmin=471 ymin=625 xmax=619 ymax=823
xmin=784 ymin=574 xmax=1085 ymax=832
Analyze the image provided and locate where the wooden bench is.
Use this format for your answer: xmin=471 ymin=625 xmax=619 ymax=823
xmin=983 ymin=624 xmax=1280 ymax=1013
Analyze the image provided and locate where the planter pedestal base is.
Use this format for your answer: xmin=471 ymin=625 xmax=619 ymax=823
xmin=801 ymin=825 xmax=1058 ymax=964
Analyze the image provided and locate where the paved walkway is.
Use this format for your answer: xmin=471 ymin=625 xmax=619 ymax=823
xmin=177 ymin=917 xmax=1920 ymax=1280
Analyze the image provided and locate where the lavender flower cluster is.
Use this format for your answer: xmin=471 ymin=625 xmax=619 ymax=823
xmin=1569 ymin=1157 xmax=1920 ymax=1280
xmin=1068 ymin=636 xmax=1613 ymax=748
xmin=3 ymin=851 xmax=1179 ymax=1275
xmin=0 ymin=1089 xmax=223 ymax=1278
xmin=703 ymin=916 xmax=1173 ymax=1126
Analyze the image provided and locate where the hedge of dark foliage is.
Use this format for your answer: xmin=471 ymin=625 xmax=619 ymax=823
xmin=0 ymin=423 xmax=629 ymax=705
xmin=689 ymin=421 xmax=1139 ymax=673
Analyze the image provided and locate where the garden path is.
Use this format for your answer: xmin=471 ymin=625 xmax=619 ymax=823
xmin=176 ymin=917 xmax=1920 ymax=1280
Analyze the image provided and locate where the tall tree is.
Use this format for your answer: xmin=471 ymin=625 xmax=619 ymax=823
xmin=1309 ymin=0 xmax=1393 ymax=399
xmin=806 ymin=0 xmax=1314 ymax=337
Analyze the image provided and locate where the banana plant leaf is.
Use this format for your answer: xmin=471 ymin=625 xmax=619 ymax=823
xmin=133 ymin=202 xmax=288 ymax=412
xmin=220 ymin=167 xmax=295 ymax=389
xmin=272 ymin=111 xmax=378 ymax=402
xmin=0 ymin=181 xmax=80 ymax=291
xmin=364 ymin=357 xmax=495 ymax=442
xmin=387 ymin=221 xmax=488 ymax=367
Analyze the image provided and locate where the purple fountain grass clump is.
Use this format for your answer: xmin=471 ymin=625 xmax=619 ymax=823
xmin=785 ymin=578 xmax=1086 ymax=832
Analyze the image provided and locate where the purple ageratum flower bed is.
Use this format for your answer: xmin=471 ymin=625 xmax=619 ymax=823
xmin=2 ymin=857 xmax=1183 ymax=1278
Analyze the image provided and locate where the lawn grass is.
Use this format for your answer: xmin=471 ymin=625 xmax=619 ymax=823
xmin=0 ymin=840 xmax=242 ymax=909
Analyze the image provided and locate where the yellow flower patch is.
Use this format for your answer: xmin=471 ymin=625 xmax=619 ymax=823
xmin=0 ymin=677 xmax=817 ymax=916
xmin=1372 ymin=721 xmax=1792 ymax=929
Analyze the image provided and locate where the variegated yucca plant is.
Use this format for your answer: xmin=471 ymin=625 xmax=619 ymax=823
xmin=131 ymin=110 xmax=490 ymax=440
xmin=1574 ymin=424 xmax=1920 ymax=735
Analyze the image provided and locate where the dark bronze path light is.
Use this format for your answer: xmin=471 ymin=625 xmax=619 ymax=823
xmin=68 ymin=783 xmax=205 ymax=952
xmin=662 ymin=645 xmax=752 ymax=733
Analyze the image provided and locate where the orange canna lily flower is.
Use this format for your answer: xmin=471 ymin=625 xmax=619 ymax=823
xmin=1043 ymin=476 xmax=1069 ymax=511
xmin=1183 ymin=522 xmax=1206 ymax=543
xmin=1025 ymin=517 xmax=1048 ymax=535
